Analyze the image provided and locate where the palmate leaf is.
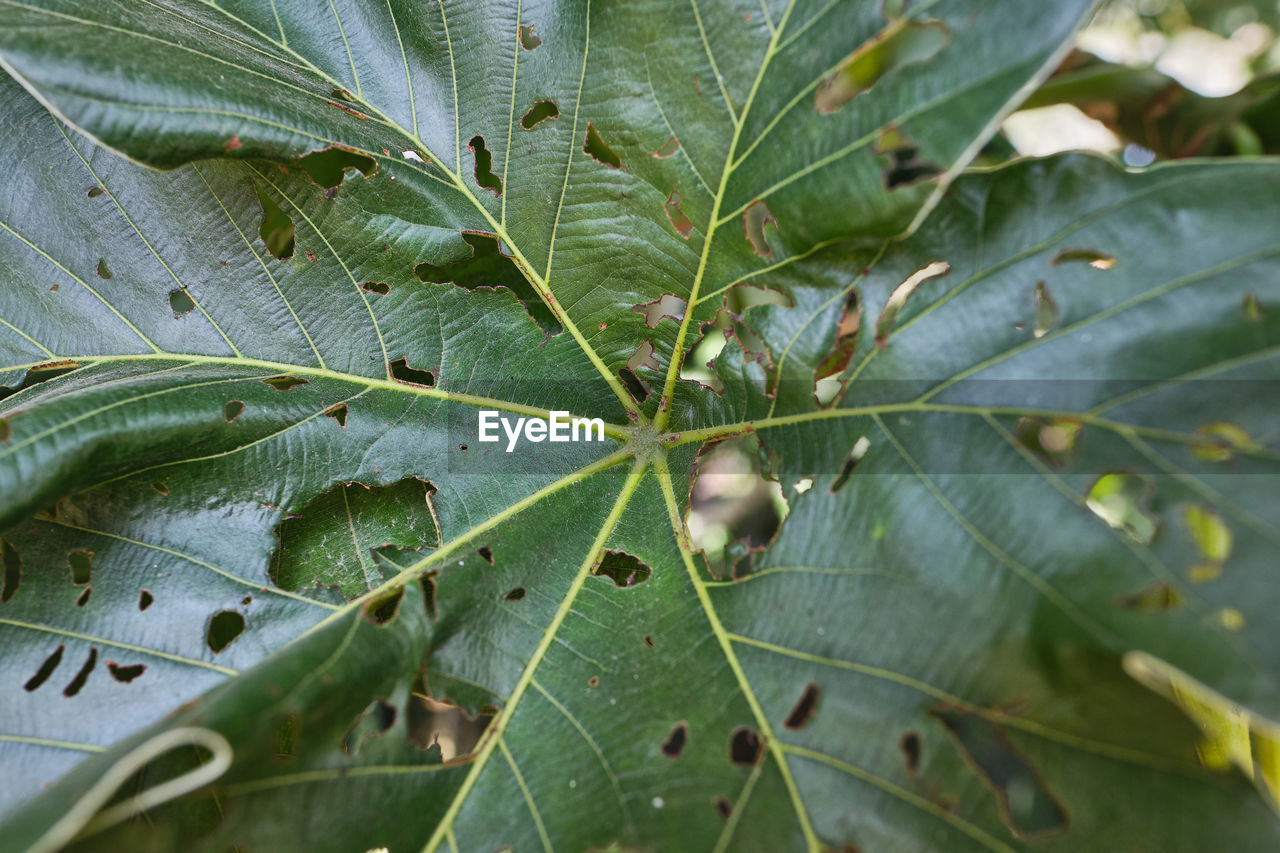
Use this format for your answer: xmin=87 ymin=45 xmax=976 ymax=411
xmin=0 ymin=0 xmax=1278 ymax=850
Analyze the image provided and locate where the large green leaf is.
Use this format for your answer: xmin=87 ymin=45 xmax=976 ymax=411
xmin=0 ymin=0 xmax=1277 ymax=850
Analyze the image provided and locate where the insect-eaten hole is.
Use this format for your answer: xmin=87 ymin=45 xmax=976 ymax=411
xmin=1015 ymin=417 xmax=1081 ymax=467
xmin=95 ymin=259 xmax=113 ymax=280
xmin=714 ymin=795 xmax=732 ymax=818
xmin=68 ymin=549 xmax=93 ymax=586
xmin=477 ymin=546 xmax=494 ymax=565
xmin=389 ymin=356 xmax=436 ymax=387
xmin=362 ymin=586 xmax=405 ymax=626
xmin=593 ymin=549 xmax=652 ymax=588
xmin=262 ymin=376 xmax=308 ymax=391
xmin=63 ymin=647 xmax=98 ymax=697
xmin=521 ymin=99 xmax=559 ymax=130
xmin=816 ymin=18 xmax=949 ymax=113
xmin=518 ymin=23 xmax=541 ymax=50
xmin=1032 ymin=281 xmax=1058 ymax=338
xmin=653 ymin=136 xmax=680 ymax=159
xmin=75 ymin=587 xmax=91 ymax=607
xmin=1113 ymin=581 xmax=1182 ymax=612
xmin=2 ymin=539 xmax=21 ymax=603
xmin=361 ymin=280 xmax=390 ymax=295
xmin=932 ymin=706 xmax=1068 ymax=839
xmin=106 ymin=661 xmax=146 ymax=683
xmin=635 ymin=294 xmax=688 ymax=329
xmin=784 ymin=683 xmax=821 ymax=730
xmin=206 ymin=609 xmax=246 ymax=652
xmin=407 ymin=693 xmax=494 ymax=760
xmin=829 ymin=436 xmax=871 ymax=494
xmin=619 ymin=367 xmax=650 ymax=404
xmin=298 ymin=146 xmax=377 ymax=189
xmin=324 ymin=403 xmax=348 ymax=428
xmin=689 ymin=435 xmax=787 ymax=579
xmin=588 ymin=675 xmax=599 ymax=687
xmin=665 ymin=191 xmax=694 ymax=238
xmin=24 ymin=645 xmax=64 ymax=691
xmin=224 ymin=400 xmax=245 ymax=422
xmin=468 ymin=135 xmax=503 ymax=196
xmin=743 ymin=199 xmax=777 ymax=257
xmin=416 ymin=232 xmax=562 ymax=337
xmin=814 ymin=291 xmax=862 ymax=403
xmin=643 ymin=634 xmax=655 ymax=648
xmin=662 ymin=722 xmax=689 ymax=758
xmin=342 ymin=699 xmax=397 ymax=755
xmin=87 ymin=186 xmax=104 ymax=198
xmin=1086 ymin=472 xmax=1159 ymax=545
xmin=900 ymin=731 xmax=921 ymax=777
xmin=875 ymin=261 xmax=950 ymax=347
xmin=583 ymin=122 xmax=622 ymax=169
xmin=1051 ymin=248 xmax=1116 ymax=270
xmin=138 ymin=589 xmax=154 ymax=610
xmin=874 ymin=126 xmax=943 ymax=190
xmin=169 ymin=288 xmax=196 ymax=317
xmin=254 ymin=184 xmax=295 ymax=261
xmin=503 ymin=587 xmax=526 ymax=601
xmin=729 ymin=727 xmax=764 ymax=766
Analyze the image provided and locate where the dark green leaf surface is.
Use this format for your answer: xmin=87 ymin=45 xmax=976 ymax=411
xmin=0 ymin=0 xmax=1278 ymax=850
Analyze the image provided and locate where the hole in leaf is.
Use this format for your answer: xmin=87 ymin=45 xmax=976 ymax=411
xmin=829 ymin=436 xmax=871 ymax=494
xmin=106 ymin=661 xmax=145 ymax=683
xmin=361 ymin=280 xmax=389 ymax=295
xmin=815 ymin=291 xmax=862 ymax=384
xmin=416 ymin=233 xmax=562 ymax=337
xmin=1192 ymin=422 xmax=1256 ymax=462
xmin=468 ymin=135 xmax=503 ymax=196
xmin=932 ymin=707 xmax=1068 ymax=839
xmin=342 ymin=699 xmax=397 ymax=755
xmin=900 ymin=731 xmax=921 ymax=777
xmin=224 ymin=400 xmax=245 ymax=422
xmin=518 ymin=24 xmax=541 ymax=50
xmin=1086 ymin=473 xmax=1158 ymax=544
xmin=407 ymin=694 xmax=493 ymax=760
xmin=784 ymin=683 xmax=821 ymax=730
xmin=643 ymin=634 xmax=655 ymax=648
xmin=1113 ymin=581 xmax=1182 ymax=612
xmin=635 ymin=294 xmax=688 ymax=328
xmin=503 ymin=587 xmax=526 ymax=601
xmin=254 ymin=185 xmax=295 ymax=261
xmin=593 ymin=549 xmax=652 ymax=588
xmin=619 ymin=367 xmax=649 ymax=404
xmin=298 ymin=147 xmax=376 ymax=188
xmin=1033 ymin=281 xmax=1058 ymax=338
xmin=477 ymin=546 xmax=494 ymax=565
xmin=521 ymin=99 xmax=559 ymax=130
xmin=1051 ymin=248 xmax=1116 ymax=270
xmin=169 ymin=288 xmax=195 ymax=316
xmin=87 ymin=186 xmax=104 ymax=198
xmin=68 ymin=550 xmax=92 ymax=586
xmin=25 ymin=645 xmax=64 ymax=691
xmin=583 ymin=122 xmax=622 ymax=169
xmin=207 ymin=610 xmax=246 ymax=652
xmin=324 ymin=403 xmax=348 ymax=428
xmin=389 ymin=356 xmax=435 ymax=387
xmin=76 ymin=587 xmax=91 ymax=607
xmin=421 ymin=574 xmax=438 ymax=620
xmin=653 ymin=136 xmax=680 ymax=159
xmin=714 ymin=795 xmax=732 ymax=818
xmin=875 ymin=261 xmax=950 ymax=347
xmin=1242 ymin=292 xmax=1265 ymax=322
xmin=742 ymin=200 xmax=777 ymax=257
xmin=138 ymin=589 xmax=154 ymax=610
xmin=95 ymin=259 xmax=112 ymax=279
xmin=1 ymin=539 xmax=20 ymax=603
xmin=1015 ymin=417 xmax=1082 ymax=468
xmin=63 ymin=647 xmax=97 ymax=697
xmin=729 ymin=727 xmax=763 ymax=766
xmin=262 ymin=376 xmax=308 ymax=391
xmin=363 ymin=587 xmax=405 ymax=626
xmin=662 ymin=722 xmax=689 ymax=758
xmin=875 ymin=127 xmax=944 ymax=189
xmin=689 ymin=436 xmax=787 ymax=579
xmin=815 ymin=18 xmax=949 ymax=114
xmin=664 ymin=191 xmax=694 ymax=238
